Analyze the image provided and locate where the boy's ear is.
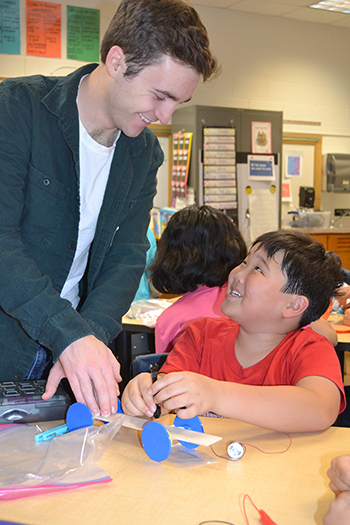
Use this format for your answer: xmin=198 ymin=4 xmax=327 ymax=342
xmin=105 ymin=46 xmax=125 ymax=77
xmin=282 ymin=295 xmax=309 ymax=319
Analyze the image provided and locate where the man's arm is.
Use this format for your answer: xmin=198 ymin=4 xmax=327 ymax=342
xmin=43 ymin=135 xmax=162 ymax=415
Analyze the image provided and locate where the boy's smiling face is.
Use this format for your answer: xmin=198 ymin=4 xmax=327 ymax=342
xmin=221 ymin=244 xmax=298 ymax=332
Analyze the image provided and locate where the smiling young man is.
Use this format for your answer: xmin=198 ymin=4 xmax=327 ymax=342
xmin=122 ymin=230 xmax=346 ymax=433
xmin=0 ymin=0 xmax=218 ymax=418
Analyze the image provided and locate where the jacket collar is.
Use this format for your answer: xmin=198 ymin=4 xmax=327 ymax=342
xmin=41 ymin=63 xmax=98 ymax=123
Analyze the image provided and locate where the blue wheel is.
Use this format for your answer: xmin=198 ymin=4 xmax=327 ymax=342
xmin=173 ymin=415 xmax=204 ymax=449
xmin=141 ymin=421 xmax=172 ymax=462
xmin=66 ymin=402 xmax=94 ymax=431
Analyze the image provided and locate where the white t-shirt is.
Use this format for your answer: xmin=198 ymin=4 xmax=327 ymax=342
xmin=60 ymin=120 xmax=120 ymax=308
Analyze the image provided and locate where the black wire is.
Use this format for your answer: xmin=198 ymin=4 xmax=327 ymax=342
xmin=210 ymin=444 xmax=230 ymax=460
xmin=198 ymin=521 xmax=236 ymax=525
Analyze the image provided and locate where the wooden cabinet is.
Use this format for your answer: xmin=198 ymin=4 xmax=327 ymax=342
xmin=310 ymin=232 xmax=350 ymax=270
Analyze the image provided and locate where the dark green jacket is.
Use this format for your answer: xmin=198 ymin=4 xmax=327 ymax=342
xmin=0 ymin=64 xmax=163 ymax=380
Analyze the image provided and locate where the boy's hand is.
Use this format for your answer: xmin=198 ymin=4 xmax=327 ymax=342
xmin=121 ymin=373 xmax=156 ymax=417
xmin=343 ymin=309 xmax=350 ymax=327
xmin=337 ymin=285 xmax=350 ymax=311
xmin=148 ymin=371 xmax=215 ymax=419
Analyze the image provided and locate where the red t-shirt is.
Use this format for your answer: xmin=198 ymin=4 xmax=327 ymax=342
xmin=160 ymin=317 xmax=346 ymax=413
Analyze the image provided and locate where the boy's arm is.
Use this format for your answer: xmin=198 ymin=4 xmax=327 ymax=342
xmin=149 ymin=372 xmax=341 ymax=433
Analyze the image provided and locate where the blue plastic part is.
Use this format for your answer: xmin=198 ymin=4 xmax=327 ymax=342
xmin=66 ymin=402 xmax=94 ymax=431
xmin=117 ymin=398 xmax=124 ymax=414
xmin=173 ymin=415 xmax=204 ymax=449
xmin=35 ymin=402 xmax=94 ymax=442
xmin=0 ymin=522 xmax=30 ymax=524
xmin=34 ymin=423 xmax=69 ymax=442
xmin=141 ymin=421 xmax=172 ymax=462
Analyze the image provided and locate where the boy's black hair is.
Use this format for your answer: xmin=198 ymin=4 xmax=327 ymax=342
xmin=149 ymin=205 xmax=247 ymax=294
xmin=252 ymin=230 xmax=344 ymax=327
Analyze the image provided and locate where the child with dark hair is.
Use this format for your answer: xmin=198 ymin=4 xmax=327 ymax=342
xmin=123 ymin=230 xmax=346 ymax=433
xmin=148 ymin=205 xmax=247 ymax=353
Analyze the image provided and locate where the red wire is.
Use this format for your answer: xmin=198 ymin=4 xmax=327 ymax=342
xmin=242 ymin=432 xmax=292 ymax=455
xmin=242 ymin=494 xmax=279 ymax=525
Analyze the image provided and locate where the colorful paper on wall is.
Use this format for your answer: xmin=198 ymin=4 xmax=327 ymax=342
xmin=0 ymin=0 xmax=20 ymax=55
xmin=171 ymin=132 xmax=193 ymax=204
xmin=26 ymin=0 xmax=61 ymax=58
xmin=67 ymin=6 xmax=100 ymax=62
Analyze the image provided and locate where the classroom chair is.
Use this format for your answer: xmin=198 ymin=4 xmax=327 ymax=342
xmin=130 ymin=353 xmax=169 ymax=378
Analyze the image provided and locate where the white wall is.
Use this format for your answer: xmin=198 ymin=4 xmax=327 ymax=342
xmin=192 ymin=6 xmax=350 ymax=149
xmin=191 ymin=6 xmax=350 ymax=217
xmin=1 ymin=1 xmax=350 ymax=211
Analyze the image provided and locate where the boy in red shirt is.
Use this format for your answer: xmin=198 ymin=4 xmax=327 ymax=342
xmin=122 ymin=230 xmax=346 ymax=433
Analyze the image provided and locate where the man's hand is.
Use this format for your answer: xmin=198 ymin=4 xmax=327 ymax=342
xmin=148 ymin=371 xmax=215 ymax=419
xmin=121 ymin=373 xmax=155 ymax=417
xmin=42 ymin=335 xmax=122 ymax=416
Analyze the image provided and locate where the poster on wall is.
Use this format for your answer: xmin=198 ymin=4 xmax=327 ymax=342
xmin=281 ymin=180 xmax=292 ymax=202
xmin=67 ymin=6 xmax=100 ymax=62
xmin=251 ymin=121 xmax=272 ymax=154
xmin=285 ymin=150 xmax=303 ymax=178
xmin=0 ymin=0 xmax=20 ymax=55
xmin=26 ymin=0 xmax=61 ymax=58
xmin=248 ymin=155 xmax=275 ymax=181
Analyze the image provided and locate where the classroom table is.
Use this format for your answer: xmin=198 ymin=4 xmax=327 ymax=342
xmin=0 ymin=414 xmax=349 ymax=525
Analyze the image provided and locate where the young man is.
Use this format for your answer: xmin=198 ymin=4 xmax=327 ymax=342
xmin=0 ymin=0 xmax=218 ymax=417
xmin=122 ymin=230 xmax=346 ymax=433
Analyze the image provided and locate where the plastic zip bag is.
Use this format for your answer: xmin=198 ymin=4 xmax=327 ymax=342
xmin=125 ymin=299 xmax=174 ymax=327
xmin=0 ymin=415 xmax=124 ymax=500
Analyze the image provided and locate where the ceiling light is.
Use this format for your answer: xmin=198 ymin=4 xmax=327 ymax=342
xmin=309 ymin=1 xmax=350 ymax=13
